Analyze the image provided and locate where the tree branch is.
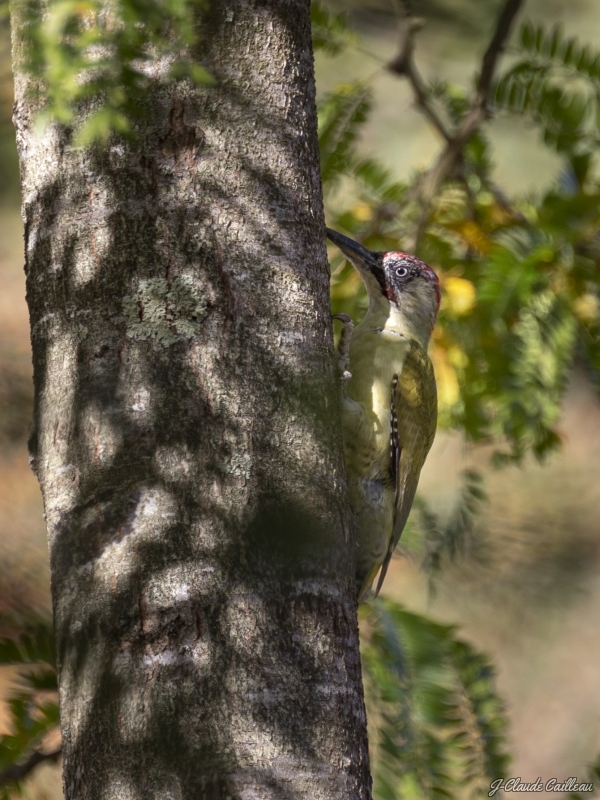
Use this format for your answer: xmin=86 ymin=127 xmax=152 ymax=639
xmin=477 ymin=172 xmax=529 ymax=224
xmin=477 ymin=0 xmax=526 ymax=103
xmin=394 ymin=0 xmax=526 ymax=251
xmin=0 ymin=747 xmax=62 ymax=787
xmin=388 ymin=18 xmax=452 ymax=144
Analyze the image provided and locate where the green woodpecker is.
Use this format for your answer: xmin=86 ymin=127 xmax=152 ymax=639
xmin=327 ymin=229 xmax=439 ymax=601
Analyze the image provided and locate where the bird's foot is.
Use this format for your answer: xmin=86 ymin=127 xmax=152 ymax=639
xmin=332 ymin=313 xmax=354 ymax=392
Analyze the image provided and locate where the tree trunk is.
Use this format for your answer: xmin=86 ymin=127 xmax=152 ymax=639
xmin=11 ymin=1 xmax=371 ymax=798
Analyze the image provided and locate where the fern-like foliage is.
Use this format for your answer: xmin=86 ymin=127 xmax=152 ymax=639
xmin=311 ymin=2 xmax=354 ymax=57
xmin=319 ymin=15 xmax=600 ymax=463
xmin=12 ymin=0 xmax=212 ymax=144
xmin=362 ymin=599 xmax=510 ymax=800
xmin=318 ymin=82 xmax=372 ymax=190
xmin=496 ymin=22 xmax=600 ymax=166
xmin=0 ymin=617 xmax=59 ymax=800
xmin=416 ymin=469 xmax=487 ymax=583
xmin=0 ymin=622 xmax=55 ymax=667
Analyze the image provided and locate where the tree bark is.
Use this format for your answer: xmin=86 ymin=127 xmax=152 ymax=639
xmin=11 ymin=1 xmax=372 ymax=798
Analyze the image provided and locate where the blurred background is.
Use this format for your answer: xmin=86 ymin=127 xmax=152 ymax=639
xmin=1 ymin=0 xmax=600 ymax=797
xmin=317 ymin=0 xmax=600 ymax=795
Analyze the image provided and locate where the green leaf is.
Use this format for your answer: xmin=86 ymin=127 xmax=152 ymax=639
xmin=547 ymin=25 xmax=563 ymax=58
xmin=0 ymin=617 xmax=59 ymax=795
xmin=311 ymin=1 xmax=354 ymax=56
xmin=318 ymin=82 xmax=372 ymax=188
xmin=362 ymin=599 xmax=510 ymax=800
xmin=0 ymin=620 xmax=55 ymax=667
xmin=519 ymin=20 xmax=536 ymax=52
xmin=16 ymin=0 xmax=212 ymax=142
xmin=562 ymin=38 xmax=581 ymax=68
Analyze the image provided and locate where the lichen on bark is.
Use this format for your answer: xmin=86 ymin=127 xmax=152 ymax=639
xmin=123 ymin=275 xmax=209 ymax=345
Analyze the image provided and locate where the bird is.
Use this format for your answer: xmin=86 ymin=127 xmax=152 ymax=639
xmin=327 ymin=228 xmax=439 ymax=602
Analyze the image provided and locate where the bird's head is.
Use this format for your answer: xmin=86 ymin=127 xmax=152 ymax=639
xmin=327 ymin=228 xmax=440 ymax=341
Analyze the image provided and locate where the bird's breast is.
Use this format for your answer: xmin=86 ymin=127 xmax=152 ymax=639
xmin=346 ymin=326 xmax=410 ymax=473
xmin=348 ymin=328 xmax=409 ymax=415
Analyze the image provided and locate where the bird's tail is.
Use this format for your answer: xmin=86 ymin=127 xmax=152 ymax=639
xmin=356 ymin=562 xmax=383 ymax=604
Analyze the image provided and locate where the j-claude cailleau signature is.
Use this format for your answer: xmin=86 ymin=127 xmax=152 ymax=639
xmin=489 ymin=777 xmax=594 ymax=795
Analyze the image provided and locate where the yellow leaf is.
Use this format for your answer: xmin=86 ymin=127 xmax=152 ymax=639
xmin=430 ymin=345 xmax=460 ymax=410
xmin=447 ymin=346 xmax=469 ymax=369
xmin=352 ymin=202 xmax=374 ymax=222
xmin=442 ymin=276 xmax=476 ymax=316
xmin=572 ymin=293 xmax=599 ymax=323
xmin=450 ymin=220 xmax=492 ymax=253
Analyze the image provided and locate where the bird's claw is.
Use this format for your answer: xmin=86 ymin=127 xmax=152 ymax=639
xmin=333 ymin=313 xmax=354 ymax=377
xmin=333 ymin=313 xmax=354 ymax=401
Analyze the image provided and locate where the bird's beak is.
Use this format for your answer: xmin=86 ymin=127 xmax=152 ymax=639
xmin=326 ymin=228 xmax=381 ymax=275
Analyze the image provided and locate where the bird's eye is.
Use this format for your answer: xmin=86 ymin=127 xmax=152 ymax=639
xmin=395 ymin=266 xmax=408 ymax=278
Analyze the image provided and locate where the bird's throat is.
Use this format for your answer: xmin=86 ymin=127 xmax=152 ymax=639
xmin=364 ymin=293 xmax=432 ymax=350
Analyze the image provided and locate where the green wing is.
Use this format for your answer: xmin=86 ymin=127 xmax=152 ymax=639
xmin=374 ymin=340 xmax=437 ymax=596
